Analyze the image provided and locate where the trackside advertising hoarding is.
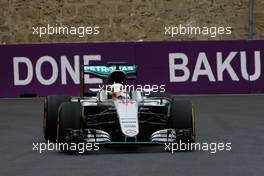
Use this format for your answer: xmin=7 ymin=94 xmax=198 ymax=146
xmin=0 ymin=40 xmax=263 ymax=97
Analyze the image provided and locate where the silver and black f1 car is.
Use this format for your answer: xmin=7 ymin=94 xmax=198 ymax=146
xmin=43 ymin=62 xmax=195 ymax=146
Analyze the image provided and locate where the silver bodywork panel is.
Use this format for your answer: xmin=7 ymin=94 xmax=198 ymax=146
xmin=70 ymin=91 xmax=171 ymax=142
xmin=114 ymin=99 xmax=139 ymax=137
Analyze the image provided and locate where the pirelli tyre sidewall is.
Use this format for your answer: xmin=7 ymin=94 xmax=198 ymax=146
xmin=169 ymin=100 xmax=196 ymax=142
xmin=43 ymin=95 xmax=70 ymax=142
xmin=57 ymin=102 xmax=82 ymax=143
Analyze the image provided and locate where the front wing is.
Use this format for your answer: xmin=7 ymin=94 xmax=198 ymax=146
xmin=65 ymin=128 xmax=193 ymax=145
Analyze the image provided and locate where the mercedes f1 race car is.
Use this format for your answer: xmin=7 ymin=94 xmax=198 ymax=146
xmin=43 ymin=62 xmax=196 ymax=147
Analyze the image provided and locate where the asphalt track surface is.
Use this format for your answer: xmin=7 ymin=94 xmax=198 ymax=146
xmin=0 ymin=95 xmax=264 ymax=176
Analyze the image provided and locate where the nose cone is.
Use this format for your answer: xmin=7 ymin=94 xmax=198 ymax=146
xmin=114 ymin=99 xmax=139 ymax=137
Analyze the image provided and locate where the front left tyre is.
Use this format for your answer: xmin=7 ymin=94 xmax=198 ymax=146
xmin=168 ymin=100 xmax=196 ymax=143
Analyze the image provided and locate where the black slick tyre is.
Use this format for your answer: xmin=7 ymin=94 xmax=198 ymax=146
xmin=43 ymin=95 xmax=70 ymax=142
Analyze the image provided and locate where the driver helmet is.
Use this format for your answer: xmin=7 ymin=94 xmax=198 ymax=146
xmin=107 ymin=83 xmax=125 ymax=99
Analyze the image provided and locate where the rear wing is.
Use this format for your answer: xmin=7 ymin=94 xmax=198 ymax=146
xmin=80 ymin=62 xmax=137 ymax=97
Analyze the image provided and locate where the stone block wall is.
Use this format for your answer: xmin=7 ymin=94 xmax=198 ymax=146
xmin=0 ymin=0 xmax=262 ymax=44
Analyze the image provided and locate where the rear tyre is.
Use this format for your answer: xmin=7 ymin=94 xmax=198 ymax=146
xmin=43 ymin=95 xmax=70 ymax=142
xmin=169 ymin=100 xmax=195 ymax=142
xmin=57 ymin=102 xmax=82 ymax=143
xmin=147 ymin=92 xmax=174 ymax=100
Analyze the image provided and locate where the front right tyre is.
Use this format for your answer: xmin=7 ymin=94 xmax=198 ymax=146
xmin=43 ymin=95 xmax=70 ymax=142
xmin=57 ymin=102 xmax=82 ymax=142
